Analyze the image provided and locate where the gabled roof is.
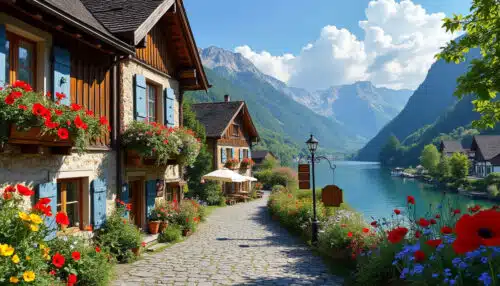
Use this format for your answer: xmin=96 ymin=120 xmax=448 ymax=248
xmin=471 ymin=135 xmax=500 ymax=161
xmin=440 ymin=140 xmax=464 ymax=153
xmin=191 ymin=101 xmax=259 ymax=140
xmin=252 ymin=150 xmax=277 ymax=161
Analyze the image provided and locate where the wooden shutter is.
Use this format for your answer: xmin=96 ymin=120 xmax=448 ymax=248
xmin=134 ymin=75 xmax=147 ymax=121
xmin=0 ymin=25 xmax=6 ymax=87
xmin=164 ymin=88 xmax=175 ymax=127
xmin=145 ymin=180 xmax=156 ymax=219
xmin=53 ymin=46 xmax=71 ymax=106
xmin=91 ymin=178 xmax=107 ymax=229
xmin=221 ymin=148 xmax=227 ymax=164
xmin=36 ymin=182 xmax=57 ymax=239
xmin=239 ymin=149 xmax=243 ymax=160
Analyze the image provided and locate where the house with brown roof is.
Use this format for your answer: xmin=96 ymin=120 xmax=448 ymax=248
xmin=0 ymin=0 xmax=208 ymax=232
xmin=439 ymin=140 xmax=465 ymax=157
xmin=470 ymin=135 xmax=500 ymax=177
xmin=252 ymin=150 xmax=279 ymax=168
xmin=191 ymin=95 xmax=259 ymax=194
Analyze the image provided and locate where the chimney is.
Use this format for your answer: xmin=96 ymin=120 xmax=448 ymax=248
xmin=224 ymin=94 xmax=230 ymax=102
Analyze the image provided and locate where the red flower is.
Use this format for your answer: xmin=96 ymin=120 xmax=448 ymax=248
xmin=44 ymin=118 xmax=59 ymax=129
xmin=71 ymin=251 xmax=81 ymax=261
xmin=56 ymin=212 xmax=70 ymax=225
xmin=347 ymin=232 xmax=353 ymax=237
xmin=55 ymin=109 xmax=63 ymax=116
xmin=185 ymin=217 xmax=189 ymax=223
xmin=86 ymin=110 xmax=94 ymax=116
xmin=57 ymin=128 xmax=69 ymax=140
xmin=46 ymin=91 xmax=52 ymax=98
xmin=32 ymin=103 xmax=48 ymax=117
xmin=452 ymin=210 xmax=500 ymax=254
xmin=95 ymin=247 xmax=101 ymax=253
xmin=414 ymin=250 xmax=426 ymax=262
xmin=126 ymin=204 xmax=132 ymax=211
xmin=370 ymin=221 xmax=378 ymax=227
xmin=74 ymin=115 xmax=88 ymax=130
xmin=3 ymin=192 xmax=12 ymax=200
xmin=49 ymin=270 xmax=56 ymax=276
xmin=430 ymin=219 xmax=437 ymax=225
xmin=453 ymin=209 xmax=461 ymax=215
xmin=418 ymin=218 xmax=430 ymax=228
xmin=18 ymin=104 xmax=28 ymax=110
xmin=340 ymin=224 xmax=347 ymax=228
xmin=435 ymin=214 xmax=441 ymax=219
xmin=415 ymin=230 xmax=422 ymax=238
xmin=55 ymin=92 xmax=66 ymax=100
xmin=11 ymin=91 xmax=22 ymax=99
xmin=407 ymin=196 xmax=415 ymax=205
xmin=387 ymin=227 xmax=408 ymax=244
xmin=441 ymin=226 xmax=453 ymax=235
xmin=4 ymin=94 xmax=15 ymax=105
xmin=16 ymin=184 xmax=34 ymax=196
xmin=394 ymin=209 xmax=401 ymax=215
xmin=67 ymin=273 xmax=77 ymax=284
xmin=52 ymin=252 xmax=65 ymax=268
xmin=38 ymin=197 xmax=51 ymax=205
xmin=469 ymin=205 xmax=481 ymax=213
xmin=362 ymin=228 xmax=369 ymax=233
xmin=141 ymin=242 xmax=146 ymax=247
xmin=163 ymin=139 xmax=169 ymax=144
xmin=12 ymin=80 xmax=32 ymax=92
xmin=70 ymin=103 xmax=81 ymax=111
xmin=425 ymin=239 xmax=442 ymax=248
xmin=4 ymin=185 xmax=16 ymax=193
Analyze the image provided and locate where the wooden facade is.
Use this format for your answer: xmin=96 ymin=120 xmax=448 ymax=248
xmin=135 ymin=20 xmax=175 ymax=75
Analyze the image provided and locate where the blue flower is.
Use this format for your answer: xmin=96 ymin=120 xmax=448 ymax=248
xmin=423 ymin=228 xmax=432 ymax=235
xmin=481 ymin=257 xmax=489 ymax=264
xmin=458 ymin=262 xmax=468 ymax=270
xmin=449 ymin=279 xmax=456 ymax=285
xmin=432 ymin=273 xmax=439 ymax=278
xmin=392 ymin=260 xmax=398 ymax=265
xmin=413 ymin=264 xmax=424 ymax=275
xmin=479 ymin=272 xmax=492 ymax=286
xmin=400 ymin=268 xmax=409 ymax=279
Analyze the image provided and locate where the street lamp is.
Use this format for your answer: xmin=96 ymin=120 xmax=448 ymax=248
xmin=306 ymin=134 xmax=319 ymax=246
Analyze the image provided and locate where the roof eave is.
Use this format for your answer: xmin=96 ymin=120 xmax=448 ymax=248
xmin=133 ymin=0 xmax=176 ymax=45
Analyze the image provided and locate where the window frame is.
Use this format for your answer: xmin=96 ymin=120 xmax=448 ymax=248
xmin=232 ymin=123 xmax=240 ymax=137
xmin=226 ymin=148 xmax=232 ymax=160
xmin=243 ymin=149 xmax=249 ymax=159
xmin=5 ymin=31 xmax=37 ymax=87
xmin=145 ymin=81 xmax=159 ymax=123
xmin=56 ymin=178 xmax=83 ymax=231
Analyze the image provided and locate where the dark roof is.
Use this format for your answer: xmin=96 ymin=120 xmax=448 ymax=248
xmin=441 ymin=140 xmax=464 ymax=153
xmin=80 ymin=0 xmax=164 ymax=34
xmin=252 ymin=150 xmax=277 ymax=160
xmin=471 ymin=136 xmax=500 ymax=160
xmin=191 ymin=102 xmax=244 ymax=138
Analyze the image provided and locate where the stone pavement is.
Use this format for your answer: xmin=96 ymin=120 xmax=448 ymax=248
xmin=113 ymin=194 xmax=343 ymax=286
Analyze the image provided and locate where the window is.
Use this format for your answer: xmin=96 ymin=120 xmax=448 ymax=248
xmin=5 ymin=32 xmax=36 ymax=87
xmin=232 ymin=124 xmax=240 ymax=137
xmin=243 ymin=149 xmax=249 ymax=159
xmin=166 ymin=186 xmax=173 ymax=202
xmin=146 ymin=83 xmax=157 ymax=122
xmin=57 ymin=179 xmax=82 ymax=229
xmin=226 ymin=148 xmax=232 ymax=160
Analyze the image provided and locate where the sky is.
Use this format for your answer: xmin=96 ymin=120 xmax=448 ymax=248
xmin=184 ymin=0 xmax=472 ymax=91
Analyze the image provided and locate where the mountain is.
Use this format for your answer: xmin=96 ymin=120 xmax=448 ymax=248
xmin=187 ymin=47 xmax=365 ymax=165
xmin=355 ymin=48 xmax=482 ymax=163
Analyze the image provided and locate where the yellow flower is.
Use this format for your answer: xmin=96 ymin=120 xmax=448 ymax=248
xmin=0 ymin=244 xmax=14 ymax=256
xmin=11 ymin=254 xmax=20 ymax=264
xmin=29 ymin=214 xmax=43 ymax=225
xmin=9 ymin=277 xmax=19 ymax=284
xmin=43 ymin=253 xmax=50 ymax=260
xmin=18 ymin=212 xmax=31 ymax=222
xmin=25 ymin=255 xmax=31 ymax=261
xmin=29 ymin=224 xmax=39 ymax=232
xmin=23 ymin=271 xmax=35 ymax=282
xmin=39 ymin=244 xmax=47 ymax=250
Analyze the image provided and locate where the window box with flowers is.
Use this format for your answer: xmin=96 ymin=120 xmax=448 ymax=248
xmin=240 ymin=158 xmax=255 ymax=169
xmin=122 ymin=121 xmax=201 ymax=167
xmin=0 ymin=81 xmax=110 ymax=154
xmin=224 ymin=158 xmax=239 ymax=169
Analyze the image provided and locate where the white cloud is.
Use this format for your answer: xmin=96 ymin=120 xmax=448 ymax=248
xmin=234 ymin=0 xmax=457 ymax=90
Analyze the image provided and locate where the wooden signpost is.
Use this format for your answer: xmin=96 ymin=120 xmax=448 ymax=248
xmin=298 ymin=164 xmax=310 ymax=190
xmin=321 ymin=185 xmax=343 ymax=207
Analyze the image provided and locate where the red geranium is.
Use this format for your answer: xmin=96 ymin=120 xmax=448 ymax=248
xmin=425 ymin=239 xmax=442 ymax=248
xmin=4 ymin=185 xmax=16 ymax=193
xmin=394 ymin=209 xmax=401 ymax=215
xmin=141 ymin=242 xmax=146 ymax=247
xmin=407 ymin=196 xmax=415 ymax=205
xmin=362 ymin=228 xmax=369 ymax=233
xmin=453 ymin=209 xmax=461 ymax=215
xmin=55 ymin=109 xmax=63 ymax=116
xmin=414 ymin=250 xmax=426 ymax=262
xmin=67 ymin=273 xmax=77 ymax=285
xmin=11 ymin=91 xmax=22 ymax=99
xmin=387 ymin=227 xmax=408 ymax=244
xmin=12 ymin=80 xmax=32 ymax=91
xmin=4 ymin=94 xmax=15 ymax=105
xmin=415 ymin=230 xmax=422 ymax=238
xmin=71 ymin=251 xmax=81 ymax=261
xmin=55 ymin=212 xmax=70 ymax=226
xmin=32 ymin=103 xmax=48 ymax=117
xmin=74 ymin=115 xmax=88 ymax=130
xmin=44 ymin=118 xmax=59 ymax=129
xmin=70 ymin=103 xmax=81 ymax=111
xmin=441 ymin=226 xmax=453 ymax=234
xmin=55 ymin=92 xmax=66 ymax=100
xmin=452 ymin=210 xmax=500 ymax=254
xmin=86 ymin=110 xmax=94 ymax=116
xmin=52 ymin=252 xmax=65 ymax=268
xmin=430 ymin=219 xmax=437 ymax=225
xmin=58 ymin=128 xmax=69 ymax=140
xmin=99 ymin=116 xmax=108 ymax=125
xmin=418 ymin=218 xmax=430 ymax=228
xmin=38 ymin=197 xmax=51 ymax=205
xmin=18 ymin=104 xmax=28 ymax=110
xmin=16 ymin=184 xmax=34 ymax=196
xmin=95 ymin=247 xmax=101 ymax=253
xmin=347 ymin=232 xmax=353 ymax=237
xmin=435 ymin=214 xmax=441 ymax=219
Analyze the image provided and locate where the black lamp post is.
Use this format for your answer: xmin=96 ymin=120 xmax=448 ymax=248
xmin=306 ymin=134 xmax=319 ymax=246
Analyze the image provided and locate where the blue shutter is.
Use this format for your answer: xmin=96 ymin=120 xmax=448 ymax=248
xmin=91 ymin=178 xmax=107 ymax=230
xmin=37 ymin=182 xmax=57 ymax=239
xmin=248 ymin=149 xmax=252 ymax=159
xmin=221 ymin=148 xmax=227 ymax=164
xmin=145 ymin=180 xmax=156 ymax=219
xmin=0 ymin=25 xmax=6 ymax=87
xmin=239 ymin=149 xmax=243 ymax=160
xmin=121 ymin=183 xmax=130 ymax=204
xmin=164 ymin=88 xmax=175 ymax=127
xmin=231 ymin=148 xmax=234 ymax=160
xmin=134 ymin=75 xmax=147 ymax=121
xmin=53 ymin=47 xmax=71 ymax=106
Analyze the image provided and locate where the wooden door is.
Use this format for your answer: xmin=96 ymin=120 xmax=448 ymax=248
xmin=129 ymin=180 xmax=144 ymax=228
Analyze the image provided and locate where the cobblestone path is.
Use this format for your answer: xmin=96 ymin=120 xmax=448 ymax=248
xmin=113 ymin=194 xmax=343 ymax=286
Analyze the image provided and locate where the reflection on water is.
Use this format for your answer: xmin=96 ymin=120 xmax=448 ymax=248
xmin=313 ymin=161 xmax=494 ymax=220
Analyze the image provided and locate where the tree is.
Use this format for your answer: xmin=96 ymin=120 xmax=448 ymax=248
xmin=437 ymin=0 xmax=500 ymax=129
xmin=436 ymin=155 xmax=451 ymax=181
xmin=449 ymin=152 xmax=470 ymax=180
xmin=420 ymin=144 xmax=440 ymax=175
xmin=260 ymin=156 xmax=278 ymax=170
xmin=379 ymin=135 xmax=401 ymax=166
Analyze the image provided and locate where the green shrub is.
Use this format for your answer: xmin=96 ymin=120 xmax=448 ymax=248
xmin=271 ymin=185 xmax=287 ymax=193
xmin=255 ymin=167 xmax=298 ymax=190
xmin=158 ymin=225 xmax=182 ymax=243
xmin=488 ymin=184 xmax=499 ymax=197
xmin=172 ymin=200 xmax=203 ymax=232
xmin=204 ymin=182 xmax=225 ymax=206
xmin=93 ymin=206 xmax=143 ymax=263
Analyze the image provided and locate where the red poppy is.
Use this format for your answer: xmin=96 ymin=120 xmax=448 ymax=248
xmin=95 ymin=247 xmax=101 ymax=253
xmin=430 ymin=219 xmax=437 ymax=225
xmin=34 ymin=200 xmax=52 ymax=216
xmin=32 ymin=103 xmax=48 ymax=117
xmin=52 ymin=252 xmax=65 ymax=268
xmin=394 ymin=209 xmax=401 ymax=215
xmin=55 ymin=109 xmax=63 ymax=116
xmin=370 ymin=221 xmax=378 ymax=227
xmin=18 ymin=104 xmax=28 ymax=110
xmin=71 ymin=251 xmax=81 ymax=261
xmin=347 ymin=232 xmax=353 ymax=237
xmin=141 ymin=242 xmax=146 ymax=247
xmin=418 ymin=218 xmax=430 ymax=228
xmin=74 ymin=115 xmax=88 ymax=130
xmin=435 ymin=214 xmax=441 ymax=219
xmin=452 ymin=210 xmax=500 ymax=254
xmin=70 ymin=103 xmax=81 ymax=111
xmin=414 ymin=250 xmax=426 ymax=262
xmin=362 ymin=228 xmax=370 ymax=233
xmin=16 ymin=184 xmax=34 ymax=196
xmin=387 ymin=227 xmax=408 ymax=244
xmin=407 ymin=196 xmax=415 ymax=205
xmin=67 ymin=274 xmax=77 ymax=284
xmin=415 ymin=230 xmax=422 ymax=238
xmin=56 ymin=212 xmax=70 ymax=225
xmin=4 ymin=95 xmax=15 ymax=105
xmin=425 ymin=239 xmax=442 ymax=248
xmin=58 ymin=128 xmax=69 ymax=140
xmin=441 ymin=226 xmax=453 ymax=234
xmin=86 ymin=110 xmax=94 ymax=116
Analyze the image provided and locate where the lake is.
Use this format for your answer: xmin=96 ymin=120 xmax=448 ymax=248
xmin=313 ymin=161 xmax=495 ymax=220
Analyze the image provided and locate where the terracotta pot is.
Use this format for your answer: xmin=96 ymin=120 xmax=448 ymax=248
xmin=159 ymin=221 xmax=168 ymax=233
xmin=126 ymin=150 xmax=143 ymax=167
xmin=131 ymin=247 xmax=140 ymax=256
xmin=8 ymin=124 xmax=73 ymax=147
xmin=148 ymin=221 xmax=160 ymax=234
xmin=182 ymin=229 xmax=192 ymax=237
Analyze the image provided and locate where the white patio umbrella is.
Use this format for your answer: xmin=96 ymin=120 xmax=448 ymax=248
xmin=242 ymin=176 xmax=258 ymax=182
xmin=202 ymin=168 xmax=247 ymax=183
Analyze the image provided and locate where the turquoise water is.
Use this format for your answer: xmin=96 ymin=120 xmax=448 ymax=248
xmin=313 ymin=161 xmax=495 ymax=220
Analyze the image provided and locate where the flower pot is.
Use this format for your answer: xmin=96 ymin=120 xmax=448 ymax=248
xmin=148 ymin=221 xmax=160 ymax=234
xmin=159 ymin=221 xmax=168 ymax=233
xmin=131 ymin=247 xmax=140 ymax=256
xmin=8 ymin=124 xmax=73 ymax=154
xmin=182 ymin=229 xmax=192 ymax=237
xmin=126 ymin=150 xmax=143 ymax=167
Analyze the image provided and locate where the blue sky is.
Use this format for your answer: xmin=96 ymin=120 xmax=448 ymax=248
xmin=184 ymin=0 xmax=471 ymax=55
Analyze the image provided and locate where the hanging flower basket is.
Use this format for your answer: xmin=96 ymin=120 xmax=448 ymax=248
xmin=240 ymin=158 xmax=255 ymax=169
xmin=126 ymin=149 xmax=143 ymax=167
xmin=225 ymin=158 xmax=239 ymax=169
